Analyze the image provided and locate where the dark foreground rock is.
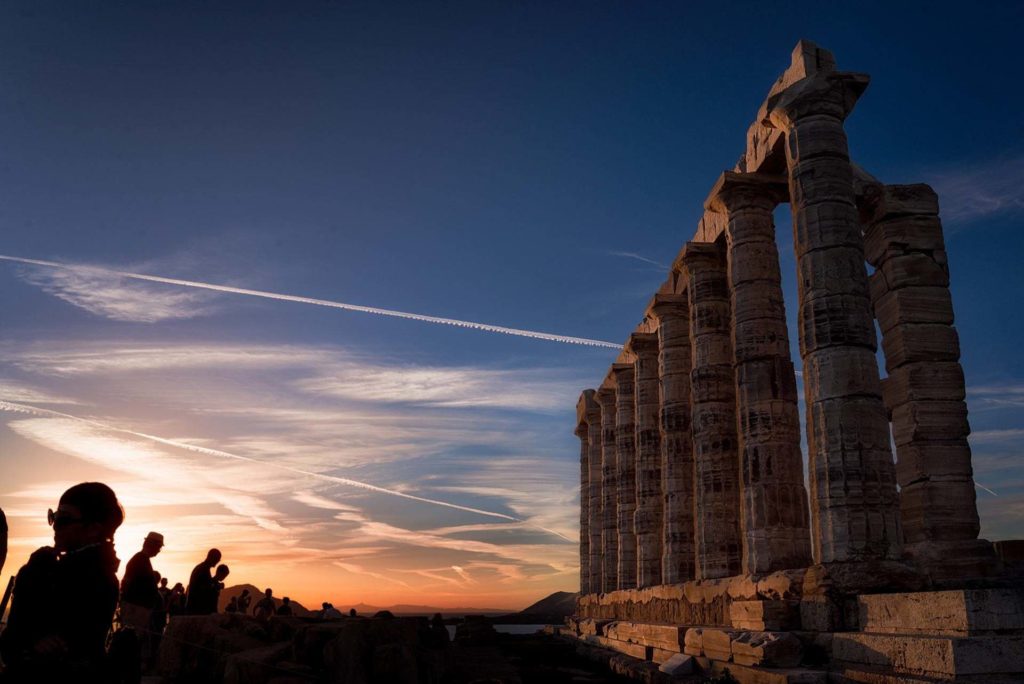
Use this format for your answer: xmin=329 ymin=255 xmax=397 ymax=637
xmin=157 ymin=612 xmax=451 ymax=683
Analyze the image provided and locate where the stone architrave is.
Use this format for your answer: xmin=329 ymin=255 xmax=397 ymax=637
xmin=651 ymin=294 xmax=696 ymax=584
xmin=586 ymin=400 xmax=604 ymax=594
xmin=612 ymin=363 xmax=638 ymax=590
xmin=628 ymin=332 xmax=663 ymax=588
xmin=575 ymin=407 xmax=590 ymax=596
xmin=678 ymin=242 xmax=742 ymax=579
xmin=595 ymin=386 xmax=619 ymax=593
xmin=767 ymin=72 xmax=901 ymax=563
xmin=863 ymin=183 xmax=993 ymax=579
xmin=706 ymin=171 xmax=812 ymax=574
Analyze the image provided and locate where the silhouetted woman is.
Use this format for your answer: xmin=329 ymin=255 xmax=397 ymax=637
xmin=0 ymin=482 xmax=124 ymax=682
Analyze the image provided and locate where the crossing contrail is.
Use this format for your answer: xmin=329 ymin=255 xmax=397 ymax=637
xmin=0 ymin=254 xmax=623 ymax=350
xmin=0 ymin=399 xmax=540 ymax=527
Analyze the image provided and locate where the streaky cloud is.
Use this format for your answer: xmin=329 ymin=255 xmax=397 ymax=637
xmin=0 ymin=254 xmax=622 ymax=349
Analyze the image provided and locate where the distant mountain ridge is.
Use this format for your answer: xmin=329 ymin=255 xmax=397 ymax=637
xmin=347 ymin=602 xmax=515 ymax=616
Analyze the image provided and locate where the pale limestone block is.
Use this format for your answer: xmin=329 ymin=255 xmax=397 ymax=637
xmin=858 ymin=589 xmax=1024 ymax=637
xmin=832 ymin=632 xmax=1024 ymax=678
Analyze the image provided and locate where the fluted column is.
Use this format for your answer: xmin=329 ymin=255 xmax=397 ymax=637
xmin=595 ymin=386 xmax=618 ymax=592
xmin=628 ymin=332 xmax=662 ymax=587
xmin=767 ymin=72 xmax=901 ymax=563
xmin=585 ymin=400 xmax=604 ymax=594
xmin=651 ymin=294 xmax=695 ymax=583
xmin=612 ymin=363 xmax=638 ymax=589
xmin=707 ymin=171 xmax=812 ymax=573
xmin=575 ymin=415 xmax=590 ymax=595
xmin=864 ymin=183 xmax=993 ymax=579
xmin=679 ymin=243 xmax=742 ymax=579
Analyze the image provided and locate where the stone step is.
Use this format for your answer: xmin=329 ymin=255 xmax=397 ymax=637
xmin=832 ymin=632 xmax=1024 ymax=679
xmin=858 ymin=589 xmax=1024 ymax=636
xmin=603 ymin=620 xmax=686 ymax=651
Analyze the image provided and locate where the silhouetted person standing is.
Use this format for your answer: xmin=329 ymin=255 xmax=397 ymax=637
xmin=121 ymin=532 xmax=164 ymax=624
xmin=237 ymin=588 xmax=251 ymax=614
xmin=253 ymin=588 xmax=275 ymax=619
xmin=184 ymin=548 xmax=221 ymax=615
xmin=166 ymin=583 xmax=186 ymax=616
xmin=0 ymin=506 xmax=8 ymax=579
xmin=210 ymin=564 xmax=230 ymax=613
xmin=276 ymin=596 xmax=293 ymax=616
xmin=0 ymin=482 xmax=125 ymax=682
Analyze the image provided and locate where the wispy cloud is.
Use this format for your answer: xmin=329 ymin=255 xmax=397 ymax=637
xmin=607 ymin=250 xmax=668 ymax=270
xmin=928 ymin=155 xmax=1024 ymax=227
xmin=17 ymin=262 xmax=217 ymax=323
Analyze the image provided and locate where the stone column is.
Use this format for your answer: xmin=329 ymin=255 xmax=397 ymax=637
xmin=575 ymin=413 xmax=590 ymax=595
xmin=628 ymin=332 xmax=663 ymax=588
xmin=612 ymin=363 xmax=638 ymax=589
xmin=651 ymin=294 xmax=696 ymax=583
xmin=706 ymin=171 xmax=812 ymax=573
xmin=863 ymin=183 xmax=994 ymax=579
xmin=767 ymin=72 xmax=901 ymax=563
xmin=586 ymin=400 xmax=604 ymax=594
xmin=679 ymin=243 xmax=742 ymax=579
xmin=596 ymin=386 xmax=619 ymax=593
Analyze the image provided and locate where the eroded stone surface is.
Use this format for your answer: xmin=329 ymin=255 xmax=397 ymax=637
xmin=628 ymin=332 xmax=663 ymax=588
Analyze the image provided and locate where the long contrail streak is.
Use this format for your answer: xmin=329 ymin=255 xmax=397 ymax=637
xmin=0 ymin=254 xmax=623 ymax=350
xmin=0 ymin=399 xmax=577 ymax=542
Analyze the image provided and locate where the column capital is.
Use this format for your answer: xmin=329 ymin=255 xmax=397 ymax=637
xmin=765 ymin=71 xmax=870 ymax=130
xmin=594 ymin=385 xmax=616 ymax=408
xmin=625 ymin=331 xmax=659 ymax=357
xmin=704 ymin=171 xmax=789 ymax=214
xmin=649 ymin=293 xmax=689 ymax=318
xmin=611 ymin=362 xmax=635 ymax=383
xmin=576 ymin=388 xmax=596 ymax=431
xmin=673 ymin=241 xmax=723 ymax=275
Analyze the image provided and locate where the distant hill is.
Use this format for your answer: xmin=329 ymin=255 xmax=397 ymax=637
xmin=219 ymin=583 xmax=312 ymax=617
xmin=520 ymin=591 xmax=578 ymax=616
xmin=347 ymin=602 xmax=514 ymax=617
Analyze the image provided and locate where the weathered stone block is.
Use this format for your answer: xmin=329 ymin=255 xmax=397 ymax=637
xmin=802 ymin=347 xmax=882 ymax=402
xmin=864 ymin=215 xmax=947 ymax=267
xmin=891 ymin=400 xmax=969 ymax=446
xmin=579 ymin=618 xmax=611 ymax=636
xmin=736 ymin=357 xmax=799 ymax=402
xmin=863 ymin=184 xmax=940 ymax=224
xmin=793 ymin=201 xmax=863 ymax=258
xmin=798 ymin=246 xmax=871 ymax=301
xmin=702 ymin=628 xmax=738 ymax=661
xmin=730 ymin=600 xmax=801 ymax=631
xmin=684 ymin=627 xmax=704 ymax=656
xmin=881 ymin=323 xmax=960 ymax=372
xmin=874 ymin=286 xmax=954 ymax=333
xmin=585 ymin=634 xmax=648 ymax=659
xmin=894 ymin=441 xmax=973 ymax=485
xmin=899 ymin=478 xmax=980 ymax=543
xmin=603 ymin=621 xmax=685 ymax=651
xmin=731 ymin=242 xmax=784 ymax=285
xmin=832 ymin=632 xmax=1024 ymax=678
xmin=731 ymin=631 xmax=803 ymax=668
xmin=798 ymin=293 xmax=877 ymax=354
xmin=881 ymin=361 xmax=965 ymax=411
xmin=658 ymin=652 xmax=694 ymax=675
xmin=858 ymin=589 xmax=1024 ymax=637
xmin=870 ymin=251 xmax=949 ymax=299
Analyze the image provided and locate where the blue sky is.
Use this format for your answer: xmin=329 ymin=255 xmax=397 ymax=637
xmin=1 ymin=2 xmax=1022 ymax=607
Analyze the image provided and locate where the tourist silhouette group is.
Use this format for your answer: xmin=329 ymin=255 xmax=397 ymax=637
xmin=0 ymin=483 xmax=336 ymax=682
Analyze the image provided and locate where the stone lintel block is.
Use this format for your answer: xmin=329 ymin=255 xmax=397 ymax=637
xmin=731 ymin=630 xmax=803 ymax=668
xmin=874 ymin=286 xmax=954 ymax=333
xmin=730 ymin=600 xmax=801 ymax=631
xmin=603 ymin=621 xmax=685 ymax=651
xmin=895 ymin=441 xmax=973 ymax=485
xmin=832 ymin=632 xmax=1024 ymax=678
xmin=864 ymin=215 xmax=947 ymax=268
xmin=882 ymin=324 xmax=960 ymax=373
xmin=891 ymin=400 xmax=970 ymax=446
xmin=870 ymin=252 xmax=950 ymax=301
xmin=860 ymin=183 xmax=940 ymax=225
xmin=803 ymin=347 xmax=882 ymax=402
xmin=881 ymin=361 xmax=965 ymax=411
xmin=858 ymin=589 xmax=1024 ymax=637
xmin=625 ymin=331 xmax=659 ymax=357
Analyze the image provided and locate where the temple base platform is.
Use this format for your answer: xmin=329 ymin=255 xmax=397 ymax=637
xmin=563 ymin=567 xmax=1024 ymax=682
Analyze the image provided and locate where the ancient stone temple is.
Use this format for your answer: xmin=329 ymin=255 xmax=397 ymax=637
xmin=566 ymin=41 xmax=1024 ymax=683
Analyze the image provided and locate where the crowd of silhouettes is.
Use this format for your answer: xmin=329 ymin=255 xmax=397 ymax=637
xmin=0 ymin=482 xmax=369 ymax=682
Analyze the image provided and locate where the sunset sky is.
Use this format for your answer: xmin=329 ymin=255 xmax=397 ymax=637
xmin=2 ymin=2 xmax=1023 ymax=610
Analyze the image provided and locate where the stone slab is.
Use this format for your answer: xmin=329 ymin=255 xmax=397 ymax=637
xmin=731 ymin=600 xmax=801 ymax=630
xmin=703 ymin=658 xmax=827 ymax=684
xmin=832 ymin=632 xmax=1024 ymax=678
xmin=583 ymin=634 xmax=648 ymax=659
xmin=603 ymin=621 xmax=685 ymax=651
xmin=858 ymin=589 xmax=1024 ymax=636
xmin=731 ymin=630 xmax=803 ymax=668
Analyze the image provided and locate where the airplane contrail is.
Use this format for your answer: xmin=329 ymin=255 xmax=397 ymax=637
xmin=0 ymin=254 xmax=623 ymax=350
xmin=0 ymin=399 xmax=577 ymax=541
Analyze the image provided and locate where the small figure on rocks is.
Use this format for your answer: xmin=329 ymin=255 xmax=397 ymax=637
xmin=253 ymin=587 xmax=276 ymax=619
